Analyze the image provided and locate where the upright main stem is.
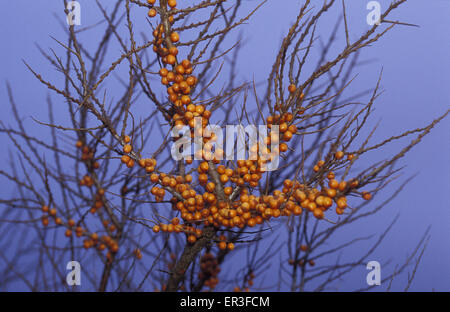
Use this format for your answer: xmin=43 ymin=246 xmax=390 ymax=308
xmin=166 ymin=226 xmax=215 ymax=291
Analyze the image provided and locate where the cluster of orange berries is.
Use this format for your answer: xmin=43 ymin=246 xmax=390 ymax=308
xmin=42 ymin=205 xmax=119 ymax=252
xmin=120 ymin=135 xmax=158 ymax=172
xmin=89 ymin=188 xmax=105 ymax=214
xmin=150 ymin=172 xmax=192 ymax=201
xmin=147 ymin=0 xmax=177 ymax=20
xmin=75 ymin=140 xmax=100 ymax=187
xmin=147 ymin=0 xmax=228 ymax=167
xmin=334 ymin=150 xmax=355 ymax=162
xmin=261 ymin=83 xmax=303 ymax=151
xmin=76 ymin=140 xmax=100 ymax=169
xmin=41 ymin=205 xmax=62 ymax=227
xmin=82 ymin=233 xmax=120 ymax=261
xmin=312 ymin=150 xmax=356 ymax=174
xmin=288 ymin=245 xmax=315 ymax=267
xmin=198 ymin=253 xmax=220 ymax=289
xmin=147 ymin=168 xmax=366 ymax=243
xmin=234 ymin=271 xmax=255 ymax=292
xmin=138 ymin=3 xmax=374 ymax=251
xmin=233 ymin=285 xmax=251 ymax=293
xmin=266 ymin=113 xmax=297 ymax=143
xmin=120 ymin=135 xmax=135 ymax=168
xmin=42 ymin=145 xmax=123 ymax=258
xmin=217 ymin=235 xmax=234 ymax=251
xmin=286 ymin=179 xmax=346 ymax=219
xmin=79 ymin=175 xmax=94 ymax=187
xmin=147 ymin=1 xmax=210 ymax=132
xmin=152 ymin=217 xmax=204 ymax=244
xmin=309 ymin=151 xmax=372 ymax=215
xmin=41 ymin=202 xmax=120 ymax=257
xmin=229 ymin=160 xmax=264 ymax=188
xmin=75 ymin=141 xmax=97 ymax=187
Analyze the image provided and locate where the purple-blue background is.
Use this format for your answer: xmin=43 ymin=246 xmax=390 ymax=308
xmin=0 ymin=0 xmax=449 ymax=291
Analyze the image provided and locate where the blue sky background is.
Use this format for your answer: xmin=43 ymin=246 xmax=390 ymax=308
xmin=0 ymin=0 xmax=449 ymax=291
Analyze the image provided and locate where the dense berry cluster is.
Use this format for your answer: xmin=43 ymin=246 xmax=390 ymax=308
xmin=198 ymin=253 xmax=220 ymax=289
xmin=40 ymin=1 xmax=374 ymax=258
xmin=125 ymin=1 xmax=375 ymax=250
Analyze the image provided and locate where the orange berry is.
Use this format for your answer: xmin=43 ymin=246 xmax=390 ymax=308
xmin=186 ymin=76 xmax=197 ymax=86
xmin=199 ymin=162 xmax=209 ymax=172
xmin=42 ymin=217 xmax=49 ymax=227
xmin=187 ymin=235 xmax=197 ymax=244
xmin=175 ymin=64 xmax=185 ymax=75
xmin=169 ymin=46 xmax=178 ymax=56
xmin=123 ymin=144 xmax=132 ymax=154
xmin=336 ymin=197 xmax=347 ymax=209
xmin=282 ymin=131 xmax=293 ymax=141
xmin=288 ymin=84 xmax=297 ymax=93
xmin=127 ymin=159 xmax=135 ymax=168
xmin=150 ymin=173 xmax=159 ymax=183
xmin=288 ymin=124 xmax=297 ymax=134
xmin=134 ymin=249 xmax=143 ymax=260
xmin=362 ymin=192 xmax=372 ymax=200
xmin=168 ymin=0 xmax=177 ymax=8
xmin=152 ymin=225 xmax=160 ymax=233
xmin=177 ymin=95 xmax=189 ymax=105
xmin=170 ymin=32 xmax=180 ymax=43
xmin=338 ymin=181 xmax=347 ymax=191
xmin=328 ymin=179 xmax=339 ymax=189
xmin=326 ymin=188 xmax=337 ymax=198
xmin=293 ymin=205 xmax=303 ymax=216
xmin=148 ymin=8 xmax=157 ymax=17
xmin=218 ymin=241 xmax=227 ymax=250
xmin=206 ymin=182 xmax=215 ymax=193
xmin=279 ymin=123 xmax=288 ymax=133
xmin=313 ymin=208 xmax=324 ymax=219
xmin=220 ymin=174 xmax=229 ymax=184
xmin=167 ymin=71 xmax=175 ymax=82
xmin=181 ymin=59 xmax=191 ymax=69
xmin=166 ymin=54 xmax=176 ymax=65
xmin=334 ymin=151 xmax=344 ymax=160
xmin=159 ymin=68 xmax=168 ymax=77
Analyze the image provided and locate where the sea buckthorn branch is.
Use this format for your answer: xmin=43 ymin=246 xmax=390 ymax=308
xmin=249 ymin=0 xmax=446 ymax=291
xmin=299 ymin=1 xmax=407 ymax=97
xmin=0 ymin=1 xmax=167 ymax=290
